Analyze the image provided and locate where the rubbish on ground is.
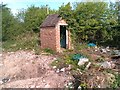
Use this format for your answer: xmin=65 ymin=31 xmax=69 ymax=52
xmin=78 ymin=58 xmax=89 ymax=66
xmin=100 ymin=48 xmax=107 ymax=53
xmin=53 ymin=66 xmax=57 ymax=69
xmin=2 ymin=78 xmax=10 ymax=83
xmin=66 ymin=65 xmax=72 ymax=71
xmin=0 ymin=80 xmax=3 ymax=84
xmin=106 ymin=46 xmax=110 ymax=52
xmin=85 ymin=62 xmax=91 ymax=70
xmin=111 ymin=55 xmax=120 ymax=59
xmin=87 ymin=43 xmax=96 ymax=47
xmin=111 ymin=50 xmax=120 ymax=56
xmin=65 ymin=82 xmax=73 ymax=89
xmin=60 ymin=68 xmax=65 ymax=72
xmin=0 ymin=63 xmax=3 ymax=66
xmin=72 ymin=54 xmax=85 ymax=60
xmin=95 ymin=49 xmax=98 ymax=52
xmin=56 ymin=69 xmax=60 ymax=73
xmin=101 ymin=61 xmax=115 ymax=69
xmin=78 ymin=86 xmax=81 ymax=89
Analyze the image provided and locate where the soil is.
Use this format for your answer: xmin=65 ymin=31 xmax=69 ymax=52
xmin=0 ymin=50 xmax=73 ymax=88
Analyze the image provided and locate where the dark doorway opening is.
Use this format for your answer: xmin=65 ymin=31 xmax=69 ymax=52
xmin=60 ymin=25 xmax=66 ymax=48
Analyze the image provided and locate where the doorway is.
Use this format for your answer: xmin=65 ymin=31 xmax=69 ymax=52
xmin=60 ymin=25 xmax=66 ymax=48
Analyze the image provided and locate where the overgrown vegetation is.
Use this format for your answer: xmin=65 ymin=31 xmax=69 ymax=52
xmin=1 ymin=1 xmax=120 ymax=89
xmin=44 ymin=48 xmax=55 ymax=54
xmin=59 ymin=2 xmax=120 ymax=49
xmin=1 ymin=1 xmax=120 ymax=52
xmin=51 ymin=43 xmax=120 ymax=88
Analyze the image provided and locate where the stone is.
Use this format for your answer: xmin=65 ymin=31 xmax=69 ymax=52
xmin=68 ymin=82 xmax=72 ymax=86
xmin=44 ymin=84 xmax=51 ymax=88
xmin=2 ymin=78 xmax=10 ymax=83
xmin=0 ymin=80 xmax=3 ymax=84
xmin=101 ymin=49 xmax=107 ymax=53
xmin=26 ymin=63 xmax=29 ymax=65
xmin=30 ymin=85 xmax=35 ymax=88
xmin=68 ymin=65 xmax=72 ymax=70
xmin=0 ymin=63 xmax=3 ymax=66
xmin=56 ymin=69 xmax=60 ymax=73
xmin=78 ymin=86 xmax=81 ymax=89
xmin=36 ymin=86 xmax=41 ymax=88
xmin=53 ymin=66 xmax=57 ymax=69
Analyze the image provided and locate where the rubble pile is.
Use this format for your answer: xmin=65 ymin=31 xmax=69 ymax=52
xmin=0 ymin=50 xmax=73 ymax=88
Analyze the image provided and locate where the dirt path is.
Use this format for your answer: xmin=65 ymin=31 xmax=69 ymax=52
xmin=0 ymin=50 xmax=73 ymax=88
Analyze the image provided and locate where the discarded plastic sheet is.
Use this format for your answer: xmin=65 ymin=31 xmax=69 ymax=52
xmin=87 ymin=43 xmax=96 ymax=47
xmin=78 ymin=58 xmax=89 ymax=66
xmin=72 ymin=54 xmax=85 ymax=60
xmin=101 ymin=61 xmax=115 ymax=69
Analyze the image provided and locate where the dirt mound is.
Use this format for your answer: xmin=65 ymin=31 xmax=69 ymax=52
xmin=0 ymin=50 xmax=73 ymax=88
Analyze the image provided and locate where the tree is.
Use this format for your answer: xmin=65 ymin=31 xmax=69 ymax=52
xmin=24 ymin=5 xmax=55 ymax=33
xmin=59 ymin=2 xmax=77 ymax=42
xmin=74 ymin=2 xmax=109 ymax=42
xmin=2 ymin=4 xmax=16 ymax=41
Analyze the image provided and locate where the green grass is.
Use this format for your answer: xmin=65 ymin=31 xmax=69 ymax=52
xmin=44 ymin=48 xmax=55 ymax=54
xmin=111 ymin=73 xmax=120 ymax=88
xmin=2 ymin=31 xmax=41 ymax=54
xmin=75 ymin=43 xmax=88 ymax=50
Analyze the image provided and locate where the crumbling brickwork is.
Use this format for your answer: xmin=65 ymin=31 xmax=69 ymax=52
xmin=40 ymin=14 xmax=72 ymax=52
xmin=40 ymin=27 xmax=57 ymax=51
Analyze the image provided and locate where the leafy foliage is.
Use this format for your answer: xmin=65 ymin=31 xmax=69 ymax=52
xmin=24 ymin=6 xmax=47 ymax=32
xmin=2 ymin=1 xmax=120 ymax=51
xmin=58 ymin=2 xmax=120 ymax=48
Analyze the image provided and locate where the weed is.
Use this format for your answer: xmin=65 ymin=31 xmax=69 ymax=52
xmin=111 ymin=73 xmax=120 ymax=88
xmin=75 ymin=43 xmax=88 ymax=50
xmin=2 ymin=31 xmax=40 ymax=52
xmin=44 ymin=48 xmax=54 ymax=54
xmin=96 ymin=57 xmax=105 ymax=62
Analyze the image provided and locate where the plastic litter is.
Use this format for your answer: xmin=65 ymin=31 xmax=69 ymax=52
xmin=100 ymin=48 xmax=107 ymax=53
xmin=72 ymin=54 xmax=85 ymax=61
xmin=87 ymin=43 xmax=96 ymax=47
xmin=78 ymin=86 xmax=82 ymax=89
xmin=60 ymin=68 xmax=65 ymax=72
xmin=111 ymin=50 xmax=120 ymax=56
xmin=101 ymin=61 xmax=115 ymax=69
xmin=85 ymin=62 xmax=91 ymax=70
xmin=78 ymin=58 xmax=89 ymax=66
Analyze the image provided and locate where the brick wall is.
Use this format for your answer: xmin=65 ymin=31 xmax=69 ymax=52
xmin=40 ymin=19 xmax=72 ymax=52
xmin=40 ymin=27 xmax=57 ymax=51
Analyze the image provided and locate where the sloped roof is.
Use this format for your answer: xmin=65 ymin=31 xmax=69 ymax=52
xmin=40 ymin=14 xmax=61 ymax=28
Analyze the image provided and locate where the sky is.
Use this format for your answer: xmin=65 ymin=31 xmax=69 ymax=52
xmin=2 ymin=0 xmax=118 ymax=15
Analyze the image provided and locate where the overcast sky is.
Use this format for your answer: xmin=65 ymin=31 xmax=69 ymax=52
xmin=2 ymin=0 xmax=117 ymax=15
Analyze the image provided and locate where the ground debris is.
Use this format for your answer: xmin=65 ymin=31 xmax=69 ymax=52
xmin=0 ymin=50 xmax=73 ymax=88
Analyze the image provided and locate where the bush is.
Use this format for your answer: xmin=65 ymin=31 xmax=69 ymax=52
xmin=112 ymin=73 xmax=120 ymax=88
